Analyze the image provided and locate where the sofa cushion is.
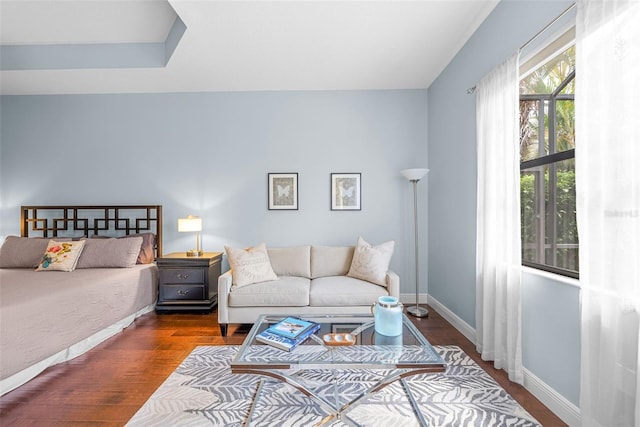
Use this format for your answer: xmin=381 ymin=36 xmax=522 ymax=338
xmin=225 ymin=243 xmax=278 ymax=287
xmin=228 ymin=276 xmax=310 ymax=307
xmin=310 ymin=246 xmax=354 ymax=278
xmin=309 ymin=276 xmax=389 ymax=306
xmin=267 ymin=246 xmax=311 ymax=278
xmin=347 ymin=237 xmax=395 ymax=287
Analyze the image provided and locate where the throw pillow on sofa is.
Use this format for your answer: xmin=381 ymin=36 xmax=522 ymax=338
xmin=225 ymin=243 xmax=278 ymax=287
xmin=347 ymin=236 xmax=394 ymax=287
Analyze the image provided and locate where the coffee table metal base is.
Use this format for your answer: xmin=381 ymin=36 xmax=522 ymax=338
xmin=239 ymin=367 xmax=431 ymax=426
xmin=232 ymin=314 xmax=445 ymax=426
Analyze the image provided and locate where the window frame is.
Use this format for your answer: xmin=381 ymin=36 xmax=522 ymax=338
xmin=520 ymin=61 xmax=578 ymax=279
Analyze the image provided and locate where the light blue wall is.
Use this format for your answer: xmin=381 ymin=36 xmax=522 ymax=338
xmin=427 ymin=0 xmax=579 ymax=407
xmin=0 ymin=90 xmax=428 ymax=285
xmin=522 ymin=270 xmax=580 ymax=405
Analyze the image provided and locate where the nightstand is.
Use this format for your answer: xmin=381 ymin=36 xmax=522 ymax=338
xmin=155 ymin=252 xmax=222 ymax=313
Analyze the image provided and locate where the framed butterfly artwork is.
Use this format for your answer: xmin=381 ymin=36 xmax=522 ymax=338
xmin=268 ymin=173 xmax=298 ymax=210
xmin=331 ymin=173 xmax=361 ymax=211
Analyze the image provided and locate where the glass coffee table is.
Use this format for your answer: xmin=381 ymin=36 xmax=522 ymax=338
xmin=231 ymin=313 xmax=446 ymax=426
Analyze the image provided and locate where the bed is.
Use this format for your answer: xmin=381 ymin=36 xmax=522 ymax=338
xmin=0 ymin=205 xmax=163 ymax=396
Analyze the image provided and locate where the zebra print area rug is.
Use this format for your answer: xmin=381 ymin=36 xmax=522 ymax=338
xmin=126 ymin=345 xmax=540 ymax=426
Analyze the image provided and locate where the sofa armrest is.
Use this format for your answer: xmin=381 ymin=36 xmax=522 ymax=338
xmin=218 ymin=270 xmax=233 ymax=324
xmin=386 ymin=270 xmax=400 ymax=299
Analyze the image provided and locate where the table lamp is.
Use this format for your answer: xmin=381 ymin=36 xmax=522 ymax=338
xmin=178 ymin=215 xmax=203 ymax=257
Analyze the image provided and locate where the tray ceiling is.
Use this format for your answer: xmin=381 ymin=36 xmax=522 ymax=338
xmin=0 ymin=0 xmax=499 ymax=95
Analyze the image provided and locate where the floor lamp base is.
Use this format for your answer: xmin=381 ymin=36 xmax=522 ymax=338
xmin=407 ymin=305 xmax=429 ymax=318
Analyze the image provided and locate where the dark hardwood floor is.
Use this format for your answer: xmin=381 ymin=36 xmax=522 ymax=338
xmin=0 ymin=306 xmax=567 ymax=426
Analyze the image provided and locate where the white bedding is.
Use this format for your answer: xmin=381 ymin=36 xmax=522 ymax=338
xmin=0 ymin=264 xmax=158 ymax=396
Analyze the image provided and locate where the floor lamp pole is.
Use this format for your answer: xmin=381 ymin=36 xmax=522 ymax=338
xmin=406 ymin=177 xmax=428 ymax=318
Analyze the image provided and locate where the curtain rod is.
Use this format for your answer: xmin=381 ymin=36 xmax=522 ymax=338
xmin=466 ymin=2 xmax=576 ymax=94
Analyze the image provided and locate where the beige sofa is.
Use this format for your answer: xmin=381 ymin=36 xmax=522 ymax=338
xmin=217 ymin=245 xmax=399 ymax=336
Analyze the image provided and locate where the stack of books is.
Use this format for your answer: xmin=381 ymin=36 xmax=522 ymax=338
xmin=256 ymin=316 xmax=320 ymax=351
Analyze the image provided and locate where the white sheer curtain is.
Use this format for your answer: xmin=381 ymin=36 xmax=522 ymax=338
xmin=475 ymin=52 xmax=523 ymax=384
xmin=576 ymin=0 xmax=640 ymax=425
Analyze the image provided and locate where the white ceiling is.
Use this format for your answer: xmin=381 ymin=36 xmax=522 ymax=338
xmin=0 ymin=0 xmax=499 ymax=95
xmin=0 ymin=1 xmax=177 ymax=45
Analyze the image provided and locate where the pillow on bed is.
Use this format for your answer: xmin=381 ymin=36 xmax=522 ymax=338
xmin=77 ymin=237 xmax=143 ymax=268
xmin=90 ymin=233 xmax=155 ymax=264
xmin=225 ymin=243 xmax=278 ymax=287
xmin=0 ymin=236 xmax=71 ymax=268
xmin=133 ymin=233 xmax=156 ymax=264
xmin=36 ymin=240 xmax=86 ymax=272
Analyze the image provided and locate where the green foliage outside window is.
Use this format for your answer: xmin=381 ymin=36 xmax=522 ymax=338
xmin=521 ymin=167 xmax=578 ymax=272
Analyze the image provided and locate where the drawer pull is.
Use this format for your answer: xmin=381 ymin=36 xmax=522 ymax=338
xmin=178 ymin=289 xmax=190 ymax=296
xmin=178 ymin=273 xmax=189 ymax=280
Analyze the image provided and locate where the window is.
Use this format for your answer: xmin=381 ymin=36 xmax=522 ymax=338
xmin=520 ymin=44 xmax=578 ymax=278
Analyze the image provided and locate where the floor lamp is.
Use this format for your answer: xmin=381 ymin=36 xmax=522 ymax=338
xmin=401 ymin=168 xmax=429 ymax=317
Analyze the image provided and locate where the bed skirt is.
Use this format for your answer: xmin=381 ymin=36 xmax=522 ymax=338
xmin=0 ymin=303 xmax=154 ymax=396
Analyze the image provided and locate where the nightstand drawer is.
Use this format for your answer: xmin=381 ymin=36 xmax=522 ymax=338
xmin=162 ymin=284 xmax=205 ymax=300
xmin=160 ymin=268 xmax=204 ymax=284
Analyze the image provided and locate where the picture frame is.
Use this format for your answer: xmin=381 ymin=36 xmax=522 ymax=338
xmin=330 ymin=173 xmax=361 ymax=211
xmin=268 ymin=173 xmax=298 ymax=210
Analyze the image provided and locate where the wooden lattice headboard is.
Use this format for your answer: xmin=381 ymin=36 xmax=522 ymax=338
xmin=20 ymin=205 xmax=163 ymax=257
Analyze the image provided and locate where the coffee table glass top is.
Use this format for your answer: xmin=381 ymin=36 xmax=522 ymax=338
xmin=231 ymin=313 xmax=445 ymax=370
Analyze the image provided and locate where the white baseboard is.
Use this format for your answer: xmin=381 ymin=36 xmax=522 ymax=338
xmin=408 ymin=294 xmax=581 ymax=427
xmin=401 ymin=293 xmax=476 ymax=343
xmin=523 ymin=368 xmax=581 ymax=426
xmin=428 ymin=296 xmax=477 ymax=344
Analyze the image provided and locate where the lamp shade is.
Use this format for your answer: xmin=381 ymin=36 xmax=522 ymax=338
xmin=178 ymin=215 xmax=202 ymax=232
xmin=400 ymin=168 xmax=429 ymax=181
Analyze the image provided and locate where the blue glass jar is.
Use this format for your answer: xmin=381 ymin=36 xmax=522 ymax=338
xmin=371 ymin=296 xmax=403 ymax=336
